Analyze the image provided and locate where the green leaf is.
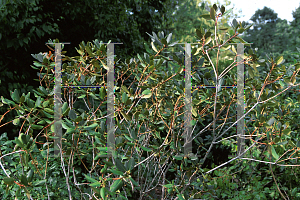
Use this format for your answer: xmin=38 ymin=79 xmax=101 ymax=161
xmin=44 ymin=108 xmax=54 ymax=114
xmin=126 ymin=157 xmax=135 ymax=171
xmin=237 ymin=28 xmax=245 ymax=34
xmin=276 ymin=56 xmax=284 ymax=65
xmin=33 ymin=179 xmax=46 ymax=186
xmin=39 ymin=86 xmax=48 ymax=95
xmin=31 ymin=125 xmax=44 ymax=130
xmin=137 ymin=53 xmax=144 ymax=64
xmin=177 ymin=193 xmax=185 ymax=200
xmin=75 ymin=116 xmax=82 ymax=123
xmin=124 ymin=134 xmax=134 ymax=142
xmin=210 ymin=7 xmax=216 ymax=21
xmin=3 ymin=177 xmax=14 ymax=185
xmin=267 ymin=117 xmax=275 ymax=126
xmin=11 ymin=89 xmax=20 ymax=103
xmin=110 ymin=179 xmax=123 ymax=193
xmin=78 ymin=94 xmax=86 ymax=99
xmin=90 ymin=181 xmax=102 ymax=187
xmin=86 ymin=45 xmax=94 ymax=57
xmin=115 ymin=158 xmax=126 ymax=173
xmin=129 ymin=177 xmax=139 ymax=186
xmin=109 ymin=169 xmax=124 ymax=176
xmin=68 ymin=109 xmax=77 ymax=120
xmin=120 ymin=111 xmax=131 ymax=121
xmin=204 ymin=31 xmax=212 ymax=39
xmin=279 ymin=80 xmax=285 ymax=88
xmin=196 ymin=29 xmax=203 ymax=39
xmin=248 ymin=67 xmax=254 ymax=78
xmin=19 ymin=95 xmax=25 ymax=103
xmin=144 ymin=42 xmax=152 ymax=54
xmin=141 ymin=89 xmax=152 ymax=99
xmin=205 ymin=37 xmax=212 ymax=45
xmin=20 ymin=175 xmax=28 ymax=186
xmin=244 ymin=24 xmax=253 ymax=31
xmin=121 ymin=85 xmax=130 ymax=94
xmin=192 ymin=107 xmax=197 ymax=117
xmin=232 ymin=19 xmax=238 ymax=28
xmin=100 ymin=187 xmax=106 ymax=199
xmin=1 ymin=96 xmax=15 ymax=106
xmin=35 ymin=96 xmax=42 ymax=108
xmin=43 ymin=100 xmax=50 ymax=108
xmin=221 ymin=5 xmax=225 ymax=14
xmin=65 ymin=128 xmax=76 ymax=135
xmin=294 ymin=63 xmax=300 ymax=71
xmin=161 ymin=38 xmax=167 ymax=45
xmin=231 ymin=45 xmax=237 ymax=54
xmin=174 ymin=155 xmax=183 ymax=160
xmin=140 ymin=146 xmax=152 ymax=152
xmin=27 ymin=169 xmax=34 ymax=182
xmin=84 ymin=123 xmax=98 ymax=130
xmin=122 ymin=92 xmax=128 ymax=104
xmin=200 ymin=14 xmax=212 ymax=20
xmin=62 ymin=102 xmax=68 ymax=113
xmin=99 ymin=87 xmax=107 ymax=100
xmin=167 ymin=33 xmax=172 ymax=43
xmin=13 ymin=118 xmax=20 ymax=125
xmin=277 ymin=141 xmax=288 ymax=146
xmin=151 ymin=41 xmax=158 ymax=53
xmin=212 ymin=4 xmax=217 ymax=11
xmin=84 ymin=174 xmax=98 ymax=183
xmin=19 ymin=133 xmax=28 ymax=145
xmin=283 ymin=128 xmax=291 ymax=135
xmin=89 ymin=93 xmax=99 ymax=100
xmin=222 ymin=8 xmax=233 ymax=17
xmin=271 ymin=146 xmax=279 ymax=160
xmin=163 ymin=184 xmax=173 ymax=189
xmin=130 ymin=129 xmax=137 ymax=140
xmin=15 ymin=138 xmax=24 ymax=148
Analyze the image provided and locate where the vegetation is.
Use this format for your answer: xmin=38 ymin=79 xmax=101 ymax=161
xmin=1 ymin=1 xmax=300 ymax=200
xmin=0 ymin=0 xmax=180 ymax=140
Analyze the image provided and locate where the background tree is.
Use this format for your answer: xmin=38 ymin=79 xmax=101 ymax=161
xmin=239 ymin=6 xmax=292 ymax=61
xmin=153 ymin=0 xmax=246 ymax=78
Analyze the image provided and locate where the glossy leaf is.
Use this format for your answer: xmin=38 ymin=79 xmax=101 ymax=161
xmin=222 ymin=8 xmax=233 ymax=17
xmin=84 ymin=123 xmax=98 ymax=130
xmin=166 ymin=33 xmax=172 ymax=43
xmin=109 ymin=169 xmax=124 ymax=176
xmin=126 ymin=157 xmax=135 ymax=171
xmin=120 ymin=111 xmax=131 ymax=121
xmin=3 ymin=177 xmax=14 ymax=185
xmin=122 ymin=92 xmax=128 ymax=104
xmin=140 ymin=146 xmax=152 ymax=152
xmin=11 ymin=89 xmax=20 ymax=103
xmin=151 ymin=41 xmax=158 ymax=53
xmin=68 ymin=109 xmax=77 ymax=120
xmin=20 ymin=175 xmax=28 ymax=186
xmin=271 ymin=146 xmax=279 ymax=160
xmin=84 ymin=174 xmax=98 ymax=183
xmin=115 ymin=158 xmax=126 ymax=173
xmin=276 ymin=56 xmax=284 ymax=65
xmin=221 ymin=5 xmax=225 ymax=14
xmin=110 ymin=179 xmax=123 ymax=193
xmin=141 ymin=89 xmax=152 ymax=98
xmin=237 ymin=28 xmax=245 ymax=34
xmin=232 ymin=19 xmax=238 ymax=28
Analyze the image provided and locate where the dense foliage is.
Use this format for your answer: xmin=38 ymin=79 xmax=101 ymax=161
xmin=1 ymin=2 xmax=300 ymax=200
xmin=0 ymin=0 xmax=180 ymax=140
